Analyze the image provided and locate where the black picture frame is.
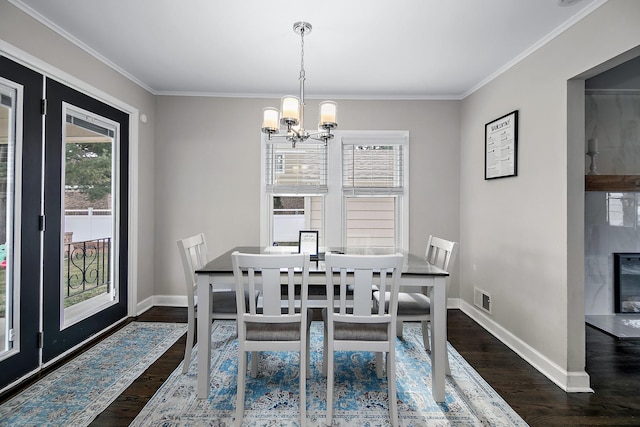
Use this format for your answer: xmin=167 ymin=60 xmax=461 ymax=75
xmin=298 ymin=230 xmax=319 ymax=258
xmin=485 ymin=110 xmax=518 ymax=180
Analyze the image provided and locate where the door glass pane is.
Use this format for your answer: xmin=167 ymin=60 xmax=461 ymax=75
xmin=0 ymin=83 xmax=17 ymax=357
xmin=62 ymin=106 xmax=117 ymax=325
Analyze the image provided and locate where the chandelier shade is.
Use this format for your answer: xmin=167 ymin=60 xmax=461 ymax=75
xmin=261 ymin=107 xmax=280 ymax=134
xmin=261 ymin=22 xmax=338 ymax=147
xmin=319 ymin=101 xmax=337 ymax=128
xmin=281 ymin=96 xmax=301 ymax=125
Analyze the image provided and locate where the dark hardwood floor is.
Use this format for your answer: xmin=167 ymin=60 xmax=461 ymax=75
xmin=448 ymin=311 xmax=640 ymax=426
xmin=4 ymin=307 xmax=639 ymax=426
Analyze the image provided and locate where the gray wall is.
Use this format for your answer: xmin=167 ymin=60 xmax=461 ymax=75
xmin=459 ymin=0 xmax=640 ymax=390
xmin=154 ymin=97 xmax=461 ymax=297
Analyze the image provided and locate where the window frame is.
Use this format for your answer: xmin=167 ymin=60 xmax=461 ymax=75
xmin=260 ymin=130 xmax=409 ymax=251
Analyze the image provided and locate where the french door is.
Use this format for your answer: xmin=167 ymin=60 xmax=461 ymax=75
xmin=0 ymin=56 xmax=129 ymax=389
xmin=42 ymin=79 xmax=129 ymax=362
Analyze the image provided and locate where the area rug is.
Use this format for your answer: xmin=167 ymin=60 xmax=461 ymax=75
xmin=0 ymin=321 xmax=187 ymax=427
xmin=132 ymin=321 xmax=527 ymax=426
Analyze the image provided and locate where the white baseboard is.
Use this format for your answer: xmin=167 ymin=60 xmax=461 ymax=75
xmin=135 ymin=295 xmax=154 ymax=316
xmin=447 ymin=297 xmax=461 ymax=309
xmin=152 ymin=295 xmax=187 ymax=308
xmin=135 ymin=295 xmax=187 ymax=316
xmin=457 ymin=299 xmax=593 ymax=393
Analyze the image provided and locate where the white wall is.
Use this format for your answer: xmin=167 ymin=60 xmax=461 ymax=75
xmin=0 ymin=1 xmax=157 ymax=305
xmin=459 ymin=0 xmax=640 ymax=391
xmin=154 ymin=97 xmax=461 ymax=298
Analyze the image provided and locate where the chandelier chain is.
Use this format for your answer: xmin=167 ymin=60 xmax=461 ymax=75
xmin=300 ymin=27 xmax=305 ymax=80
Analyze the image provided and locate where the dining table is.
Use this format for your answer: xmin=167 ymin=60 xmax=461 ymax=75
xmin=195 ymin=246 xmax=450 ymax=402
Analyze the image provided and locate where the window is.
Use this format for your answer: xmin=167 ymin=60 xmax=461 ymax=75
xmin=341 ymin=135 xmax=408 ymax=249
xmin=262 ymin=141 xmax=327 ymax=247
xmin=271 ymin=195 xmax=324 ymax=247
xmin=261 ymin=131 xmax=409 ymax=250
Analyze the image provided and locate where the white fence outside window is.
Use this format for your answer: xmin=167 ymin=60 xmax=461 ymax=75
xmin=64 ymin=208 xmax=112 ymax=242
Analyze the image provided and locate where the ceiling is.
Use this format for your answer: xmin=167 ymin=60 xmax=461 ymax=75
xmin=11 ymin=0 xmax=606 ymax=99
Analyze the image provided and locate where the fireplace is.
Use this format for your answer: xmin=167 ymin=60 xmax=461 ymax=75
xmin=614 ymin=253 xmax=640 ymax=313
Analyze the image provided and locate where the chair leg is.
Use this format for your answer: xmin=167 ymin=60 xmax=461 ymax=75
xmin=307 ymin=330 xmax=312 ymax=377
xmin=300 ymin=345 xmax=307 ymax=424
xmin=388 ymin=346 xmax=398 ymax=427
xmin=250 ymin=351 xmax=258 ymax=378
xmin=421 ymin=320 xmax=431 ymax=352
xmin=325 ymin=341 xmax=334 ymax=426
xmin=322 ymin=326 xmax=328 ymax=377
xmin=427 ymin=320 xmax=452 ymax=375
xmin=235 ymin=349 xmax=246 ymax=426
xmin=182 ymin=309 xmax=195 ymax=374
xmin=376 ymin=352 xmax=384 ymax=379
xmin=396 ymin=319 xmax=403 ymax=338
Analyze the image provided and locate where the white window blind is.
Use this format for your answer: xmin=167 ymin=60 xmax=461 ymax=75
xmin=342 ymin=142 xmax=404 ymax=195
xmin=265 ymin=141 xmax=327 ymax=194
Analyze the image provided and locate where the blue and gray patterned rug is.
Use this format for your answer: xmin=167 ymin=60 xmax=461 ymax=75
xmin=0 ymin=322 xmax=187 ymax=427
xmin=133 ymin=321 xmax=528 ymax=426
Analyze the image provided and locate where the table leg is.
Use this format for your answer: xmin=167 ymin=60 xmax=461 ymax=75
xmin=430 ymin=276 xmax=446 ymax=402
xmin=197 ymin=273 xmax=212 ymax=399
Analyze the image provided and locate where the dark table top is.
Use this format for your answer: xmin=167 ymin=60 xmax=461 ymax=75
xmin=196 ymin=246 xmax=449 ymax=277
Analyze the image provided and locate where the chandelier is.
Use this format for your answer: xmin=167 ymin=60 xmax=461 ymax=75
xmin=261 ymin=22 xmax=338 ymax=147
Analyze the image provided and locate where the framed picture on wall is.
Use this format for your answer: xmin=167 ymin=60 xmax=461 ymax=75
xmin=485 ymin=110 xmax=518 ymax=180
xmin=298 ymin=230 xmax=319 ymax=259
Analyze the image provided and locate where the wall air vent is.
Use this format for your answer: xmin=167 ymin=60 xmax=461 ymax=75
xmin=474 ymin=287 xmax=492 ymax=314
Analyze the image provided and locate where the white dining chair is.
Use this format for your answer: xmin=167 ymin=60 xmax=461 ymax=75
xmin=374 ymin=235 xmax=458 ymax=374
xmin=323 ymin=251 xmax=404 ymax=427
xmin=177 ymin=233 xmax=257 ymax=374
xmin=231 ymin=251 xmax=311 ymax=426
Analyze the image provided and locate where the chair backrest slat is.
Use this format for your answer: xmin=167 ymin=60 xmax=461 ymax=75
xmin=232 ymin=252 xmax=310 ymax=320
xmin=375 ymin=269 xmax=388 ymax=316
xmin=353 ymin=268 xmax=374 ymax=316
xmin=326 ymin=252 xmax=403 ymax=322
